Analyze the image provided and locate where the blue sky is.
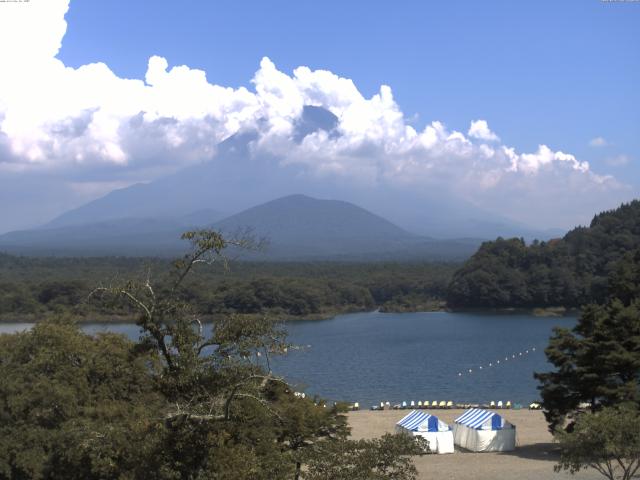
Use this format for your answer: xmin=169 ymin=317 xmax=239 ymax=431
xmin=0 ymin=0 xmax=638 ymax=233
xmin=59 ymin=0 xmax=639 ymax=172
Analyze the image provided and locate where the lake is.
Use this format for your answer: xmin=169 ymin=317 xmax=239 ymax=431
xmin=0 ymin=311 xmax=575 ymax=408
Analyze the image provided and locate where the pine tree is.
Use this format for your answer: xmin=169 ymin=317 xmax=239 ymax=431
xmin=535 ymin=249 xmax=640 ymax=431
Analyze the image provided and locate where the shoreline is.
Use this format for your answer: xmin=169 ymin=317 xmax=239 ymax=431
xmin=0 ymin=305 xmax=579 ymax=324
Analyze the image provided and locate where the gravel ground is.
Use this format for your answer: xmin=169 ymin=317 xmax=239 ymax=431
xmin=347 ymin=409 xmax=602 ymax=480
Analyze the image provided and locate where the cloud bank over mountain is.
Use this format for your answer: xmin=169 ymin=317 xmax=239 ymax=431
xmin=0 ymin=0 xmax=631 ymax=233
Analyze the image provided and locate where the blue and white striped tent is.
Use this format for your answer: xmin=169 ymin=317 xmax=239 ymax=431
xmin=452 ymin=408 xmax=515 ymax=452
xmin=397 ymin=410 xmax=449 ymax=432
xmin=454 ymin=408 xmax=508 ymax=430
xmin=396 ymin=410 xmax=454 ymax=454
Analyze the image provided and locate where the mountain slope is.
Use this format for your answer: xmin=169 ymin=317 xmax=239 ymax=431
xmin=45 ymin=106 xmax=336 ymax=229
xmin=212 ymin=194 xmax=482 ymax=260
xmin=0 ymin=194 xmax=481 ymax=259
xmin=0 ymin=218 xmax=187 ymax=256
xmin=213 ymin=194 xmax=418 ymax=258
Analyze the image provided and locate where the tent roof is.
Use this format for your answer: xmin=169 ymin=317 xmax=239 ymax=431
xmin=454 ymin=408 xmax=510 ymax=430
xmin=397 ymin=410 xmax=446 ymax=432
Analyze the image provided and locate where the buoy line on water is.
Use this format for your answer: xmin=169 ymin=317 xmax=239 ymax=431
xmin=456 ymin=346 xmax=538 ymax=378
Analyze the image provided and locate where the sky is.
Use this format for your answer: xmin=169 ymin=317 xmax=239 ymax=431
xmin=0 ymin=0 xmax=638 ymax=233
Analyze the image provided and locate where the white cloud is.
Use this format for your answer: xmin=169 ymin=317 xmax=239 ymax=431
xmin=468 ymin=120 xmax=499 ymax=142
xmin=589 ymin=136 xmax=608 ymax=147
xmin=0 ymin=0 xmax=630 ymax=231
xmin=0 ymin=0 xmax=69 ymax=66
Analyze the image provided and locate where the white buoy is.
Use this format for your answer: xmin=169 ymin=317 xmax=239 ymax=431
xmin=458 ymin=372 xmax=462 ymax=376
xmin=479 ymin=366 xmax=483 ymax=369
xmin=497 ymin=360 xmax=500 ymax=364
xmin=468 ymin=369 xmax=473 ymax=373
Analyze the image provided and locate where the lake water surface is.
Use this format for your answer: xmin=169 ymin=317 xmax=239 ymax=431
xmin=0 ymin=311 xmax=575 ymax=407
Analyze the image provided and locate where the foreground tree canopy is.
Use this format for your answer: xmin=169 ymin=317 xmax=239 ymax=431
xmin=0 ymin=230 xmax=424 ymax=480
xmin=447 ymin=200 xmax=640 ymax=308
xmin=555 ymin=405 xmax=640 ymax=480
xmin=535 ymin=247 xmax=640 ymax=480
xmin=535 ymin=248 xmax=640 ymax=432
xmin=0 ymin=320 xmax=161 ymax=479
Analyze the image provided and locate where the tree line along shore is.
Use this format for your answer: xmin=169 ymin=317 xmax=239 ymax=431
xmin=2 ymin=200 xmax=640 ymax=323
xmin=0 ymin=255 xmax=455 ymax=322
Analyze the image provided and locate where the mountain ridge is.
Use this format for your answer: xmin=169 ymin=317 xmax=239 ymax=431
xmin=0 ymin=194 xmax=482 ymax=260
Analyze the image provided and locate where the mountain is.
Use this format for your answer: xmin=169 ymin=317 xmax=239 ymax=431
xmin=447 ymin=200 xmax=640 ymax=308
xmin=0 ymin=194 xmax=481 ymax=260
xmin=212 ymin=194 xmax=475 ymax=259
xmin=44 ymin=106 xmax=337 ymax=229
xmin=41 ymin=105 xmax=556 ymax=241
xmin=0 ymin=218 xmax=186 ymax=256
xmin=0 ymin=207 xmax=227 ymax=257
xmin=215 ymin=194 xmax=412 ymax=250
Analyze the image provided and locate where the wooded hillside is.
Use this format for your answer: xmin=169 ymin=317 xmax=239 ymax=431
xmin=447 ymin=200 xmax=640 ymax=308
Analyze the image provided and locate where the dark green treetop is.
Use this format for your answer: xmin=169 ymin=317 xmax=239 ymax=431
xmin=0 ymin=230 xmax=424 ymax=479
xmin=535 ymin=248 xmax=640 ymax=432
xmin=448 ymin=200 xmax=640 ymax=309
xmin=555 ymin=405 xmax=640 ymax=480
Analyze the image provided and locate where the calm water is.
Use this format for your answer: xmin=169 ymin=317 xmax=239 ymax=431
xmin=0 ymin=311 xmax=575 ymax=407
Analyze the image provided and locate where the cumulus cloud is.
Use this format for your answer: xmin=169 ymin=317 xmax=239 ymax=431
xmin=0 ymin=0 xmax=630 ymax=231
xmin=468 ymin=120 xmax=499 ymax=142
xmin=589 ymin=136 xmax=608 ymax=147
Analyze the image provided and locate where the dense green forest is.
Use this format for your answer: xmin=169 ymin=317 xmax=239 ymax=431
xmin=534 ymin=247 xmax=640 ymax=479
xmin=6 ymin=200 xmax=639 ymax=318
xmin=447 ymin=200 xmax=640 ymax=308
xmin=0 ymin=254 xmax=457 ymax=321
xmin=0 ymin=231 xmax=424 ymax=479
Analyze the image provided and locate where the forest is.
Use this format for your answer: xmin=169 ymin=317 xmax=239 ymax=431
xmin=447 ymin=200 xmax=640 ymax=309
xmin=4 ymin=200 xmax=640 ymax=320
xmin=0 ymin=254 xmax=457 ymax=322
xmin=0 ymin=231 xmax=426 ymax=479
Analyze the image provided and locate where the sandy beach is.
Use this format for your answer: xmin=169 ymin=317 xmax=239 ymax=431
xmin=348 ymin=409 xmax=601 ymax=480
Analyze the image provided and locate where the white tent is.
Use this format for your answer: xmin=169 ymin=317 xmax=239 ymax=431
xmin=452 ymin=408 xmax=516 ymax=452
xmin=395 ymin=410 xmax=454 ymax=454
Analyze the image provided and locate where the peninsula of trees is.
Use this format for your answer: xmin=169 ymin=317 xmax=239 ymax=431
xmin=447 ymin=200 xmax=640 ymax=309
